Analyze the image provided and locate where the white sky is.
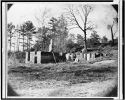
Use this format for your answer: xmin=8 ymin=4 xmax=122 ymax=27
xmin=7 ymin=2 xmax=118 ymax=40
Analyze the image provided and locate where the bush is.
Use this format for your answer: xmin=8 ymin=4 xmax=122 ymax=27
xmin=8 ymin=51 xmax=15 ymax=58
xmin=14 ymin=51 xmax=26 ymax=59
xmin=100 ymin=43 xmax=108 ymax=47
xmin=8 ymin=51 xmax=26 ymax=63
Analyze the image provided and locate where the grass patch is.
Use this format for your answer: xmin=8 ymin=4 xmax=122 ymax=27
xmin=8 ymin=62 xmax=117 ymax=84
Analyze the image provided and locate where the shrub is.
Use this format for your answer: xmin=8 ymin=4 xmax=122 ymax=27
xmin=8 ymin=51 xmax=26 ymax=63
xmin=100 ymin=43 xmax=108 ymax=47
xmin=14 ymin=51 xmax=26 ymax=59
xmin=8 ymin=50 xmax=15 ymax=58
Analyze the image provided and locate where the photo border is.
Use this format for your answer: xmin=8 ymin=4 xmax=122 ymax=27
xmin=1 ymin=0 xmax=123 ymax=100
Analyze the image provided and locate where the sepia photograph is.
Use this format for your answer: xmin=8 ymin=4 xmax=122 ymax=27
xmin=1 ymin=0 xmax=123 ymax=99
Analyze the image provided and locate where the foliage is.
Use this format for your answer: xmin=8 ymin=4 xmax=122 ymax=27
xmin=7 ymin=22 xmax=15 ymax=51
xmin=107 ymin=38 xmax=118 ymax=47
xmin=90 ymin=31 xmax=100 ymax=43
xmin=34 ymin=26 xmax=50 ymax=51
xmin=8 ymin=51 xmax=26 ymax=59
xmin=33 ymin=15 xmax=69 ymax=52
xmin=8 ymin=51 xmax=26 ymax=63
xmin=8 ymin=50 xmax=15 ymax=58
xmin=24 ymin=21 xmax=36 ymax=32
xmin=77 ymin=34 xmax=84 ymax=46
xmin=101 ymin=36 xmax=108 ymax=43
xmin=23 ymin=21 xmax=36 ymax=51
xmin=15 ymin=51 xmax=26 ymax=59
xmin=48 ymin=17 xmax=58 ymax=33
xmin=48 ymin=16 xmax=68 ymax=52
xmin=114 ymin=38 xmax=118 ymax=45
xmin=87 ymin=31 xmax=101 ymax=48
xmin=65 ymin=39 xmax=75 ymax=52
xmin=8 ymin=22 xmax=15 ymax=34
xmin=20 ymin=24 xmax=27 ymax=51
xmin=65 ymin=38 xmax=81 ymax=53
xmin=70 ymin=44 xmax=81 ymax=53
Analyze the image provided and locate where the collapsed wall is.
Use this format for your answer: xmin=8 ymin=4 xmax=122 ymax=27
xmin=25 ymin=51 xmax=60 ymax=64
xmin=25 ymin=51 xmax=103 ymax=64
xmin=76 ymin=52 xmax=96 ymax=61
xmin=76 ymin=51 xmax=104 ymax=62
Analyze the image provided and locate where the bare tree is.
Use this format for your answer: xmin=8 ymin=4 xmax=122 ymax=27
xmin=34 ymin=7 xmax=51 ymax=51
xmin=35 ymin=7 xmax=51 ymax=27
xmin=64 ymin=4 xmax=95 ymax=60
xmin=107 ymin=18 xmax=118 ymax=46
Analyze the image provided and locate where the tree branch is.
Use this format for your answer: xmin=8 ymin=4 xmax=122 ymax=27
xmin=35 ymin=13 xmax=43 ymax=26
xmin=79 ymin=5 xmax=85 ymax=16
xmin=35 ymin=7 xmax=51 ymax=27
xmin=76 ymin=9 xmax=85 ymax=23
xmin=69 ymin=8 xmax=85 ymax=32
xmin=68 ymin=26 xmax=79 ymax=30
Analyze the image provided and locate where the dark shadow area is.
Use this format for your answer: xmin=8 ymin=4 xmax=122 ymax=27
xmin=34 ymin=57 xmax=37 ymax=63
xmin=105 ymin=85 xmax=117 ymax=97
xmin=7 ymin=4 xmax=13 ymax=11
xmin=40 ymin=52 xmax=60 ymax=63
xmin=8 ymin=84 xmax=19 ymax=96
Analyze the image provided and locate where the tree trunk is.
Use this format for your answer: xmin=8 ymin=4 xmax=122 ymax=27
xmin=29 ymin=38 xmax=30 ymax=51
xmin=111 ymin=27 xmax=114 ymax=46
xmin=44 ymin=42 xmax=45 ymax=51
xmin=27 ymin=35 xmax=28 ymax=51
xmin=23 ymin=32 xmax=24 ymax=51
xmin=10 ymin=36 xmax=11 ymax=51
xmin=18 ymin=32 xmax=20 ymax=51
xmin=84 ymin=31 xmax=87 ymax=60
xmin=84 ymin=17 xmax=87 ymax=60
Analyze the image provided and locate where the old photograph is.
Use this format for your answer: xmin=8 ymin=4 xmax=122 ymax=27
xmin=2 ymin=0 xmax=122 ymax=98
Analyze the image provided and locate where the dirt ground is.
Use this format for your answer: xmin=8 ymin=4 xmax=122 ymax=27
xmin=8 ymin=59 xmax=118 ymax=97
